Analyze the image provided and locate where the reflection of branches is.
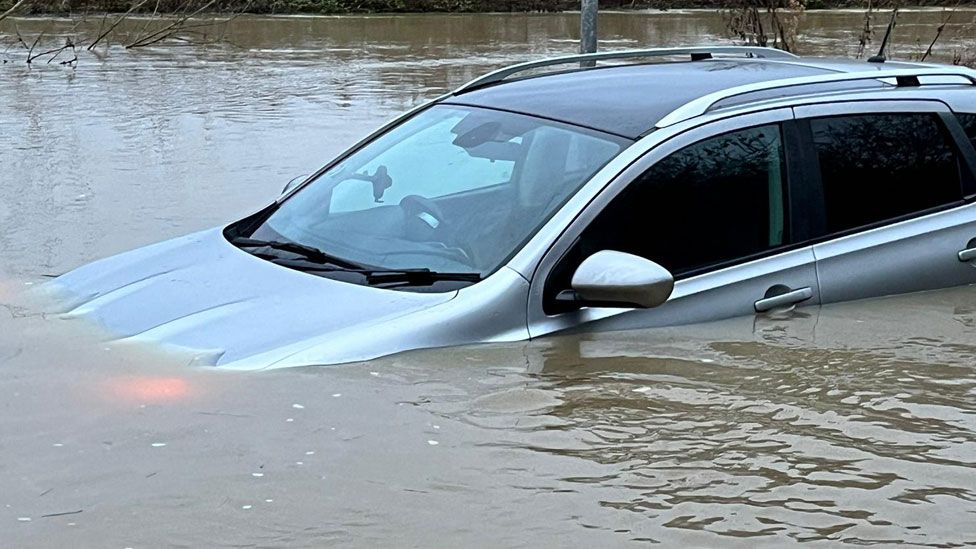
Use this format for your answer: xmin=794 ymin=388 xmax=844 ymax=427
xmin=958 ymin=114 xmax=976 ymax=143
xmin=813 ymin=115 xmax=951 ymax=173
xmin=652 ymin=128 xmax=779 ymax=183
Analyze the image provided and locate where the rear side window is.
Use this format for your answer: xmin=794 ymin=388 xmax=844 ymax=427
xmin=808 ymin=113 xmax=962 ymax=234
xmin=959 ymin=113 xmax=976 ymax=149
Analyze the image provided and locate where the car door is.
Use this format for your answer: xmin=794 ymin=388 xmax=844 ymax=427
xmin=526 ymin=108 xmax=822 ymax=337
xmin=793 ymin=100 xmax=976 ymax=304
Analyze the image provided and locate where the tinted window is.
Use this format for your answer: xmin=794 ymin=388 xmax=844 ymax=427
xmin=562 ymin=124 xmax=787 ymax=281
xmin=959 ymin=113 xmax=976 ymax=149
xmin=809 ymin=114 xmax=962 ymax=234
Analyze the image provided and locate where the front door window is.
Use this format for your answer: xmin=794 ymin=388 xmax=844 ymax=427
xmin=546 ymin=123 xmax=788 ymax=312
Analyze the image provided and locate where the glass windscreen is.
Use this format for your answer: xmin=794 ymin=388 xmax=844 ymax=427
xmin=244 ymin=105 xmax=627 ymax=284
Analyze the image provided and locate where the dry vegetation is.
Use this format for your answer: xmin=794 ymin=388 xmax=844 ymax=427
xmin=724 ymin=0 xmax=975 ymax=66
xmin=0 ymin=0 xmax=247 ymax=65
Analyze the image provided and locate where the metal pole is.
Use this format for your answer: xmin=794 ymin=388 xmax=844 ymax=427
xmin=581 ymin=0 xmax=598 ymax=54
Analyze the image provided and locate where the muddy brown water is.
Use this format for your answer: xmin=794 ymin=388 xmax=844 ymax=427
xmin=2 ymin=10 xmax=976 ymax=547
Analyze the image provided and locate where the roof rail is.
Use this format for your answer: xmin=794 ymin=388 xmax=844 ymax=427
xmin=655 ymin=67 xmax=976 ymax=128
xmin=453 ymin=46 xmax=799 ymax=94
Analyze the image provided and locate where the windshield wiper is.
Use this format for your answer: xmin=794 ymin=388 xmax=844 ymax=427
xmin=231 ymin=237 xmax=363 ymax=269
xmin=278 ymin=264 xmax=481 ymax=286
xmin=233 ymin=237 xmax=480 ymax=286
xmin=361 ymin=269 xmax=481 ymax=286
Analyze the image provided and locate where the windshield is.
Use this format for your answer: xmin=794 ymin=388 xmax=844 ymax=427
xmin=243 ymin=105 xmax=627 ymax=287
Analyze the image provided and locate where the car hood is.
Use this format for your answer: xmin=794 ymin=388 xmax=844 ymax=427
xmin=47 ymin=228 xmax=458 ymax=369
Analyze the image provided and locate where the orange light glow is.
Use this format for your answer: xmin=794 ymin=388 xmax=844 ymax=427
xmin=105 ymin=376 xmax=193 ymax=403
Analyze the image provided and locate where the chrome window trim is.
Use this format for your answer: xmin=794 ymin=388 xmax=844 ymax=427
xmin=814 ymin=201 xmax=976 ymax=255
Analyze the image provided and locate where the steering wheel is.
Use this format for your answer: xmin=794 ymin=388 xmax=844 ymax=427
xmin=398 ymin=195 xmax=475 ymax=265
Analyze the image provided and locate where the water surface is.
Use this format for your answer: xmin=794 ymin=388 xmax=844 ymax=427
xmin=2 ymin=11 xmax=976 ymax=547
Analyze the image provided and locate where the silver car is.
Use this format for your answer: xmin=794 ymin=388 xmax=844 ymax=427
xmin=50 ymin=46 xmax=976 ymax=369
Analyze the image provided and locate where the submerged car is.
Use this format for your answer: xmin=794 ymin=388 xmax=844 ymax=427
xmin=51 ymin=46 xmax=976 ymax=369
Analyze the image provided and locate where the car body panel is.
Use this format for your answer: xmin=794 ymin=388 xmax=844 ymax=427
xmin=50 ymin=228 xmax=462 ymax=368
xmin=938 ymin=87 xmax=976 ymax=114
xmin=814 ymin=203 xmax=976 ymax=304
xmin=248 ymin=266 xmax=530 ymax=371
xmin=528 ymin=247 xmax=820 ymax=338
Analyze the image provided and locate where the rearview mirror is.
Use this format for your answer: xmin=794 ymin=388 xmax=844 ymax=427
xmin=281 ymin=174 xmax=309 ymax=196
xmin=570 ymin=250 xmax=674 ymax=308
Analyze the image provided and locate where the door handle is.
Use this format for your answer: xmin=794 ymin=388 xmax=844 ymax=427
xmin=755 ymin=286 xmax=813 ymax=313
xmin=958 ymin=247 xmax=976 ymax=262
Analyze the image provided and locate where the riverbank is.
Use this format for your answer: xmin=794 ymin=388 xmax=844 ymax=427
xmin=5 ymin=0 xmax=976 ymax=16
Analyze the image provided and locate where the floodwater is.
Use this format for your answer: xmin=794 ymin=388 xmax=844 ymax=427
xmin=2 ymin=10 xmax=976 ymax=547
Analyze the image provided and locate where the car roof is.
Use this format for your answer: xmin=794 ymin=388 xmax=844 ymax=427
xmin=442 ymin=57 xmax=932 ymax=139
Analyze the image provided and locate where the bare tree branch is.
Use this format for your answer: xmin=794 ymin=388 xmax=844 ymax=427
xmin=126 ymin=0 xmax=217 ymax=48
xmin=87 ymin=0 xmax=149 ymax=50
xmin=920 ymin=4 xmax=958 ymax=62
xmin=856 ymin=0 xmax=874 ymax=59
xmin=0 ymin=0 xmax=28 ymax=25
xmin=25 ymin=20 xmax=50 ymax=64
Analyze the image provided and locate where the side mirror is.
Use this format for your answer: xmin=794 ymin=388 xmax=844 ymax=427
xmin=568 ymin=250 xmax=674 ymax=308
xmin=281 ymin=174 xmax=309 ymax=196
